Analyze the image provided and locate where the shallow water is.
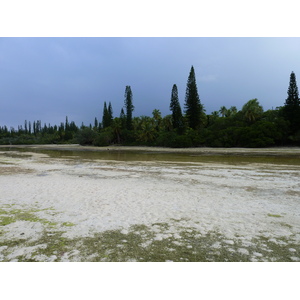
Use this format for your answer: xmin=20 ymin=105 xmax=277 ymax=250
xmin=1 ymin=146 xmax=300 ymax=165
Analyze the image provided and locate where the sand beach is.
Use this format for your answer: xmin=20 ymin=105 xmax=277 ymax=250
xmin=1 ymin=145 xmax=300 ymax=261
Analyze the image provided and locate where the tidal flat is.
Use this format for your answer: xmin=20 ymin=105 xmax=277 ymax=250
xmin=1 ymin=145 xmax=300 ymax=261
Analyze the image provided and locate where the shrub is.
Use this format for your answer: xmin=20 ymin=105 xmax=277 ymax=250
xmin=76 ymin=128 xmax=98 ymax=145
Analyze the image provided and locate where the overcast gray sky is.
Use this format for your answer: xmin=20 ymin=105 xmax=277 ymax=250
xmin=1 ymin=37 xmax=300 ymax=128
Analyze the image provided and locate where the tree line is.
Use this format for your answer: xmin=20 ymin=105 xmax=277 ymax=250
xmin=1 ymin=66 xmax=300 ymax=147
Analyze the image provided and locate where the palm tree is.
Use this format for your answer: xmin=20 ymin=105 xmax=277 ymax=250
xmin=139 ymin=118 xmax=156 ymax=143
xmin=162 ymin=115 xmax=173 ymax=132
xmin=225 ymin=106 xmax=238 ymax=118
xmin=242 ymin=99 xmax=263 ymax=123
xmin=152 ymin=109 xmax=162 ymax=131
xmin=229 ymin=106 xmax=237 ymax=116
xmin=132 ymin=117 xmax=141 ymax=132
xmin=219 ymin=106 xmax=227 ymax=117
xmin=111 ymin=118 xmax=122 ymax=144
xmin=211 ymin=111 xmax=220 ymax=117
xmin=208 ymin=111 xmax=220 ymax=125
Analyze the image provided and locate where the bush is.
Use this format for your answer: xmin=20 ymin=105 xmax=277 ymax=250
xmin=76 ymin=128 xmax=98 ymax=145
xmin=93 ymin=131 xmax=113 ymax=146
xmin=172 ymin=135 xmax=193 ymax=148
xmin=155 ymin=132 xmax=177 ymax=147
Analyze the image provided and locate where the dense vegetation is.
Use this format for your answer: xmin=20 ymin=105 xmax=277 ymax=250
xmin=1 ymin=67 xmax=300 ymax=148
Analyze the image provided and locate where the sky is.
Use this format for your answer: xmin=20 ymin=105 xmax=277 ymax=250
xmin=1 ymin=37 xmax=300 ymax=129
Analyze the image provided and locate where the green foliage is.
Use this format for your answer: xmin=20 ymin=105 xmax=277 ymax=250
xmin=124 ymin=85 xmax=134 ymax=130
xmin=285 ymin=71 xmax=299 ymax=107
xmin=111 ymin=118 xmax=122 ymax=144
xmin=94 ymin=129 xmax=113 ymax=146
xmin=170 ymin=84 xmax=184 ymax=131
xmin=76 ymin=128 xmax=98 ymax=145
xmin=136 ymin=116 xmax=157 ymax=145
xmin=1 ymin=73 xmax=299 ymax=148
xmin=282 ymin=71 xmax=300 ymax=138
xmin=102 ymin=101 xmax=113 ymax=128
xmin=184 ymin=66 xmax=204 ymax=129
xmin=154 ymin=132 xmax=187 ymax=148
xmin=219 ymin=106 xmax=227 ymax=117
xmin=119 ymin=108 xmax=126 ymax=129
xmin=241 ymin=98 xmax=263 ymax=123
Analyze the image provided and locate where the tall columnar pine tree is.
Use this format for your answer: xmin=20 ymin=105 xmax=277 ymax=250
xmin=65 ymin=116 xmax=69 ymax=131
xmin=102 ymin=102 xmax=108 ymax=128
xmin=169 ymin=84 xmax=183 ymax=131
xmin=94 ymin=117 xmax=99 ymax=129
xmin=184 ymin=66 xmax=203 ymax=129
xmin=285 ymin=72 xmax=299 ymax=106
xmin=124 ymin=85 xmax=134 ymax=130
xmin=120 ymin=108 xmax=126 ymax=129
xmin=108 ymin=102 xmax=113 ymax=125
xmin=102 ymin=101 xmax=112 ymax=128
xmin=283 ymin=71 xmax=300 ymax=133
xmin=102 ymin=101 xmax=113 ymax=128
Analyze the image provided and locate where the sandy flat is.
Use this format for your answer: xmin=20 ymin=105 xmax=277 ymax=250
xmin=1 ymin=145 xmax=300 ymax=261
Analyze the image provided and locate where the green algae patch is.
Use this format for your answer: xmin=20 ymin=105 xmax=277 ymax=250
xmin=62 ymin=222 xmax=75 ymax=227
xmin=0 ymin=209 xmax=299 ymax=262
xmin=0 ymin=216 xmax=16 ymax=226
xmin=0 ymin=207 xmax=58 ymax=227
xmin=249 ymin=235 xmax=300 ymax=262
xmin=1 ymin=220 xmax=299 ymax=262
xmin=267 ymin=214 xmax=282 ymax=218
xmin=280 ymin=222 xmax=292 ymax=229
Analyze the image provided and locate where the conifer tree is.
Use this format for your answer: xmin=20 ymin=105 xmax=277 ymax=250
xmin=120 ymin=108 xmax=125 ymax=119
xmin=184 ymin=66 xmax=203 ymax=129
xmin=94 ymin=117 xmax=99 ymax=129
xmin=65 ymin=116 xmax=69 ymax=131
xmin=169 ymin=84 xmax=183 ymax=130
xmin=120 ymin=108 xmax=126 ymax=129
xmin=33 ymin=121 xmax=36 ymax=135
xmin=102 ymin=101 xmax=113 ymax=128
xmin=24 ymin=120 xmax=28 ymax=134
xmin=108 ymin=102 xmax=113 ymax=126
xmin=285 ymin=72 xmax=299 ymax=107
xmin=283 ymin=71 xmax=300 ymax=134
xmin=124 ymin=85 xmax=134 ymax=130
xmin=102 ymin=102 xmax=109 ymax=128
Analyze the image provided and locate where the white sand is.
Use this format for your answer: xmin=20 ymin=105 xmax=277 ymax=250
xmin=1 ymin=146 xmax=300 ymax=260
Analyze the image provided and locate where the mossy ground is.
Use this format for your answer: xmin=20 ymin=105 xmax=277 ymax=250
xmin=1 ymin=206 xmax=299 ymax=262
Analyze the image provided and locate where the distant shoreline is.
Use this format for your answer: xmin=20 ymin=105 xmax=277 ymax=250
xmin=1 ymin=144 xmax=300 ymax=156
